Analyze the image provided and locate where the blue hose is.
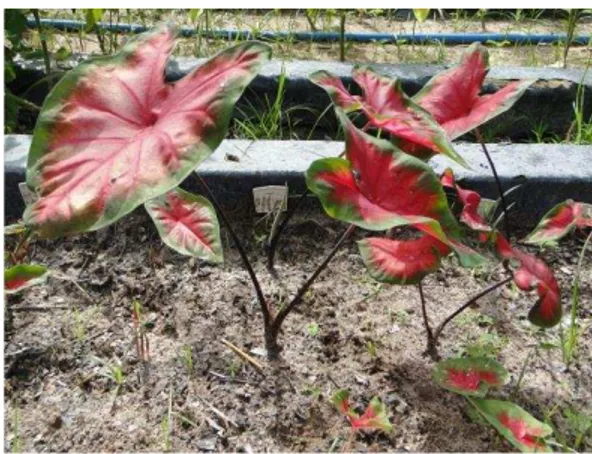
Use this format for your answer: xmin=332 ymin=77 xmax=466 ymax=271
xmin=28 ymin=18 xmax=591 ymax=46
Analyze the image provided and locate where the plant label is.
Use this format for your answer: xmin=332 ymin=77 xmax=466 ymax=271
xmin=19 ymin=182 xmax=38 ymax=206
xmin=253 ymin=185 xmax=288 ymax=214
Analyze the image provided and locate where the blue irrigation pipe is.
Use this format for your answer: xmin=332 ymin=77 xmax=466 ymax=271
xmin=28 ymin=18 xmax=591 ymax=46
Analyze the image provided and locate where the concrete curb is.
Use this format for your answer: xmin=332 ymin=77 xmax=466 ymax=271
xmin=11 ymin=57 xmax=592 ymax=141
xmin=5 ymin=135 xmax=592 ymax=227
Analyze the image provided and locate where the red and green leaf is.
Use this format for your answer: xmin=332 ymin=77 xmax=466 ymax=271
xmin=5 ymin=263 xmax=49 ymax=294
xmin=24 ymin=25 xmax=270 ymax=238
xmin=310 ymin=68 xmax=467 ymax=166
xmin=306 ymin=111 xmax=484 ymax=267
xmin=309 ymin=70 xmax=362 ymax=113
xmin=145 ymin=187 xmax=223 ymax=263
xmin=470 ymin=399 xmax=553 ymax=452
xmin=332 ymin=390 xmax=393 ymax=433
xmin=496 ymin=234 xmax=561 ymax=327
xmin=433 ymin=357 xmax=509 ymax=397
xmin=523 ymin=200 xmax=592 ymax=245
xmin=358 ymin=234 xmax=450 ymax=284
xmin=414 ymin=43 xmax=533 ymax=140
xmin=441 ymin=168 xmax=492 ymax=232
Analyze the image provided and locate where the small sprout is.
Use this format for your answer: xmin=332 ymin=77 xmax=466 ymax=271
xmin=72 ymin=308 xmax=87 ymax=343
xmin=365 ymin=340 xmax=378 ymax=359
xmin=332 ymin=389 xmax=393 ymax=433
xmin=307 ymin=322 xmax=319 ymax=337
xmin=179 ymin=345 xmax=193 ymax=376
xmin=132 ymin=300 xmax=150 ymax=363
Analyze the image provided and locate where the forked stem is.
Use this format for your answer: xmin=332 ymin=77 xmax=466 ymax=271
xmin=433 ymin=276 xmax=512 ymax=341
xmin=420 ymin=276 xmax=513 ymax=360
xmin=196 ymin=175 xmax=271 ymax=327
xmin=266 ymin=224 xmax=356 ymax=359
xmin=475 ymin=128 xmax=511 ymax=240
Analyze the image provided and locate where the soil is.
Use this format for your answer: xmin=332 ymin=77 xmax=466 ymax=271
xmin=4 ymin=208 xmax=592 ymax=452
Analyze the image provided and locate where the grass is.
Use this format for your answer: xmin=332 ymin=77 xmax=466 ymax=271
xmin=12 ymin=404 xmax=21 ymax=453
xmin=559 ymin=230 xmax=592 ymax=366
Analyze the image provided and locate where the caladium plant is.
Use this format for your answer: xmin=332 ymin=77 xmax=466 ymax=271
xmin=309 ymin=43 xmax=532 ymax=163
xmin=24 ymin=24 xmax=270 ymax=240
xmin=306 ymin=109 xmax=484 ymax=273
xmin=522 ymin=199 xmax=592 ymax=246
xmin=413 ymin=42 xmax=534 ymax=141
xmin=435 ymin=356 xmax=553 ymax=452
xmin=4 ymin=263 xmax=49 ymax=294
xmin=433 ymin=356 xmax=509 ymax=397
xmin=470 ymin=399 xmax=553 ymax=452
xmin=332 ymin=389 xmax=393 ymax=433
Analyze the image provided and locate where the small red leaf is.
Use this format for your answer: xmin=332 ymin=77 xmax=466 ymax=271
xmin=332 ymin=390 xmax=392 ymax=433
xmin=25 ymin=25 xmax=270 ymax=238
xmin=414 ymin=43 xmax=533 ymax=139
xmin=441 ymin=168 xmax=491 ymax=232
xmin=433 ymin=357 xmax=509 ymax=397
xmin=358 ymin=235 xmax=450 ymax=284
xmin=523 ymin=200 xmax=592 ymax=245
xmin=495 ymin=234 xmax=561 ymax=327
xmin=5 ymin=263 xmax=49 ymax=294
xmin=145 ymin=187 xmax=223 ymax=263
xmin=470 ymin=399 xmax=553 ymax=452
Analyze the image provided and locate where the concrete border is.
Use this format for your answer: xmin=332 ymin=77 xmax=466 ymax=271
xmin=5 ymin=135 xmax=592 ymax=227
xmin=11 ymin=57 xmax=592 ymax=141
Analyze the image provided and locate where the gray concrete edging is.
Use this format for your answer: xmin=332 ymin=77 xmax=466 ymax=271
xmin=5 ymin=135 xmax=592 ymax=228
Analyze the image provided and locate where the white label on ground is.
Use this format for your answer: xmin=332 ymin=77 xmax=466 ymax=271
xmin=252 ymin=185 xmax=288 ymax=214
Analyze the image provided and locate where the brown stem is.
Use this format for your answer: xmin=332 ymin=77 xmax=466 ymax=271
xmin=267 ymin=224 xmax=355 ymax=357
xmin=433 ymin=276 xmax=512 ymax=341
xmin=475 ymin=128 xmax=511 ymax=240
xmin=266 ymin=189 xmax=309 ymax=278
xmin=418 ymin=282 xmax=440 ymax=360
xmin=417 ymin=282 xmax=434 ymax=341
xmin=196 ymin=175 xmax=271 ymax=328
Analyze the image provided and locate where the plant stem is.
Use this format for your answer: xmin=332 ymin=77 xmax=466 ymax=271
xmin=196 ymin=174 xmax=270 ymax=327
xmin=433 ymin=276 xmax=512 ymax=341
xmin=475 ymin=128 xmax=512 ymax=240
xmin=32 ymin=10 xmax=51 ymax=76
xmin=267 ymin=224 xmax=355 ymax=357
xmin=266 ymin=189 xmax=310 ymax=278
xmin=418 ymin=282 xmax=439 ymax=360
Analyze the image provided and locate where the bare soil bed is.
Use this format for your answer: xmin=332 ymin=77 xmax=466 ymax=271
xmin=4 ymin=208 xmax=592 ymax=452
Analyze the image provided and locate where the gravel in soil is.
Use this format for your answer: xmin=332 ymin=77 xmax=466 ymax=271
xmin=4 ymin=209 xmax=592 ymax=452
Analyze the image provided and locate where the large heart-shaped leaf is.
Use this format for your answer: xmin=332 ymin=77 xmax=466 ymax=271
xmin=358 ymin=234 xmax=450 ymax=285
xmin=523 ymin=200 xmax=592 ymax=245
xmin=496 ymin=234 xmax=561 ymax=327
xmin=433 ymin=357 xmax=509 ymax=397
xmin=25 ymin=25 xmax=270 ymax=238
xmin=332 ymin=390 xmax=393 ymax=433
xmin=413 ymin=43 xmax=533 ymax=140
xmin=310 ymin=68 xmax=466 ymax=166
xmin=470 ymin=399 xmax=553 ymax=452
xmin=306 ymin=110 xmax=484 ymax=267
xmin=5 ymin=263 xmax=49 ymax=294
xmin=441 ymin=168 xmax=492 ymax=232
xmin=145 ymin=187 xmax=223 ymax=263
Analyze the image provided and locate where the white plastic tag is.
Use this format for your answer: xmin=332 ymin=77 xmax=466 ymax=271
xmin=19 ymin=182 xmax=38 ymax=206
xmin=252 ymin=185 xmax=288 ymax=214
